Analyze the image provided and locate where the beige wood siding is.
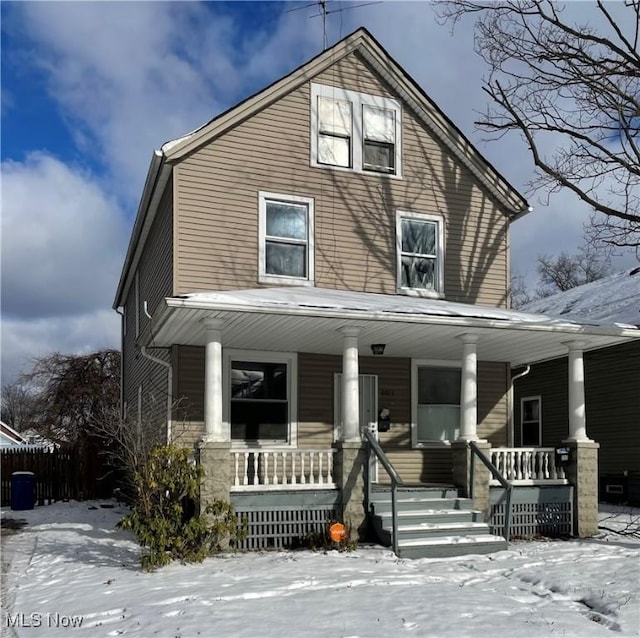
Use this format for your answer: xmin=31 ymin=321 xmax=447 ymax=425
xmin=174 ymin=50 xmax=509 ymax=307
xmin=478 ymin=362 xmax=509 ymax=446
xmin=514 ymin=342 xmax=640 ymax=476
xmin=172 ymin=345 xmax=205 ymax=448
xmin=121 ymin=181 xmax=173 ymax=439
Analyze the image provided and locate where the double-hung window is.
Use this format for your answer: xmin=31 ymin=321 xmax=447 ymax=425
xmin=521 ymin=396 xmax=542 ymax=446
xmin=311 ymin=83 xmax=401 ymax=176
xmin=363 ymin=105 xmax=396 ymax=173
xmin=225 ymin=350 xmax=298 ymax=445
xmin=318 ymin=97 xmax=352 ymax=168
xmin=259 ymin=192 xmax=314 ymax=285
xmin=396 ymin=211 xmax=444 ymax=296
xmin=412 ymin=361 xmax=461 ymax=446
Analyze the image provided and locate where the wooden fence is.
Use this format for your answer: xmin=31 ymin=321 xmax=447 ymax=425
xmin=1 ymin=444 xmax=101 ymax=506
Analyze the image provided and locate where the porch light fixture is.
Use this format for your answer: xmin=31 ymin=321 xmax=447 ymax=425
xmin=371 ymin=344 xmax=386 ymax=356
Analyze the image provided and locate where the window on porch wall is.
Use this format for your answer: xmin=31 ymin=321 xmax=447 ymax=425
xmin=230 ymin=361 xmax=288 ymax=442
xmin=415 ymin=366 xmax=460 ymax=444
xmin=520 ymin=396 xmax=542 ymax=446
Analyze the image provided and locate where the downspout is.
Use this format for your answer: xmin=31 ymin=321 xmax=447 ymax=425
xmin=115 ymin=307 xmax=125 ymax=420
xmin=140 ymin=345 xmax=173 ymax=444
xmin=508 ymin=366 xmax=531 ymax=447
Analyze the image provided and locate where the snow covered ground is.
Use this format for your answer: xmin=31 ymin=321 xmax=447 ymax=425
xmin=1 ymin=501 xmax=638 ymax=638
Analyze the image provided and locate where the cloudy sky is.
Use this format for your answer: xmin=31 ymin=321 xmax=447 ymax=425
xmin=1 ymin=0 xmax=637 ymax=384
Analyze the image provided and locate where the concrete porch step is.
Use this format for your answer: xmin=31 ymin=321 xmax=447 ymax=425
xmin=397 ymin=534 xmax=508 ymax=559
xmin=368 ymin=485 xmax=505 ymax=559
xmin=375 ymin=508 xmax=483 ymax=525
xmin=371 ymin=497 xmax=475 ymax=513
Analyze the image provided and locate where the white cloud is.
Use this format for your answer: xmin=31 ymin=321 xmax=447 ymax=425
xmin=1 ymin=153 xmax=126 ymax=382
xmin=1 ymin=310 xmax=119 ymax=383
xmin=1 ymin=152 xmax=128 ymax=319
xmin=13 ymin=2 xmax=232 ymax=203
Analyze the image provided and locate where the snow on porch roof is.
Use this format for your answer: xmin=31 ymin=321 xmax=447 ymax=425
xmin=156 ymin=288 xmax=640 ymax=365
xmin=173 ymin=287 xmax=588 ymax=326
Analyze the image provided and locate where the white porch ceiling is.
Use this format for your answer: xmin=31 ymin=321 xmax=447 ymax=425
xmin=148 ymin=288 xmax=640 ymax=366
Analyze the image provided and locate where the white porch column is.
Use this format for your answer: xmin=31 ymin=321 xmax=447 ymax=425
xmin=565 ymin=340 xmax=590 ymax=441
xmin=458 ymin=333 xmax=479 ymax=441
xmin=341 ymin=326 xmax=361 ymax=442
xmin=202 ymin=318 xmax=227 ymax=442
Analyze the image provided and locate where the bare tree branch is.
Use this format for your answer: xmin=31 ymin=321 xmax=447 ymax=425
xmin=435 ymin=0 xmax=640 ymax=247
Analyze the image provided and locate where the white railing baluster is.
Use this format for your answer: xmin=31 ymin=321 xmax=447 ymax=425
xmin=486 ymin=448 xmax=567 ymax=486
xmin=263 ymin=452 xmax=270 ymax=485
xmin=272 ymin=452 xmax=278 ymax=485
xmin=291 ymin=453 xmax=297 ymax=485
xmin=242 ymin=452 xmax=249 ymax=485
xmin=317 ymin=452 xmax=324 ymax=485
xmin=252 ymin=452 xmax=259 ymax=486
xmin=229 ymin=448 xmax=337 ymax=491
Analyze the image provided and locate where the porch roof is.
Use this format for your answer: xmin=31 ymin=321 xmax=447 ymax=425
xmin=148 ymin=288 xmax=640 ymax=366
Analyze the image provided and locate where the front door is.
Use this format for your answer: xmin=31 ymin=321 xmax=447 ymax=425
xmin=334 ymin=373 xmax=379 ymax=481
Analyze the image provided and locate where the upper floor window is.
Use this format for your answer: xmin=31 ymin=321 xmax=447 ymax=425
xmin=318 ymin=97 xmax=352 ymax=168
xmin=396 ymin=211 xmax=444 ymax=296
xmin=259 ymin=192 xmax=314 ymax=286
xmin=311 ymin=83 xmax=401 ymax=177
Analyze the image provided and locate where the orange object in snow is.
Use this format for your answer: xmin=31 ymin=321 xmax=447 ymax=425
xmin=329 ymin=522 xmax=346 ymax=542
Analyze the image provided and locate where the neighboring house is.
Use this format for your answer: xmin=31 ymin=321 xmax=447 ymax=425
xmin=514 ymin=268 xmax=640 ymax=505
xmin=0 ymin=420 xmax=26 ymax=447
xmin=114 ymin=28 xmax=640 ymax=555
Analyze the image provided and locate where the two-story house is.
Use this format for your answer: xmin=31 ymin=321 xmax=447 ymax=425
xmin=114 ymin=28 xmax=639 ymax=557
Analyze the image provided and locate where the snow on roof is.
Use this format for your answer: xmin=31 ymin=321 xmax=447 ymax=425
xmin=178 ymin=287 xmax=585 ymax=327
xmin=521 ymin=268 xmax=640 ymax=328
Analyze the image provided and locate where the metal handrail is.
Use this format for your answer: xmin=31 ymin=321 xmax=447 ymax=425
xmin=469 ymin=440 xmax=513 ymax=545
xmin=362 ymin=429 xmax=404 ymax=555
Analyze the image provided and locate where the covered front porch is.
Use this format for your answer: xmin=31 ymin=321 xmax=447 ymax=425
xmin=146 ymin=287 xmax=638 ymax=550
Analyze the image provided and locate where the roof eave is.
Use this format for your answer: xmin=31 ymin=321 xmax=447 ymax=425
xmin=162 ymin=295 xmax=639 ymax=341
xmin=113 ymin=151 xmax=170 ymax=309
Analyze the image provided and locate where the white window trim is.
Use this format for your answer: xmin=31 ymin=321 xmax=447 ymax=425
xmin=310 ymin=82 xmax=402 ymax=178
xmin=411 ymin=359 xmax=460 ymax=448
xmin=258 ymin=191 xmax=315 ymax=286
xmin=396 ymin=210 xmax=445 ymax=298
xmin=520 ymin=395 xmax=542 ymax=447
xmin=223 ymin=349 xmax=298 ymax=448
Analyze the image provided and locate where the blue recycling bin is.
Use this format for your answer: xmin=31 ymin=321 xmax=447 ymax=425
xmin=11 ymin=471 xmax=35 ymax=510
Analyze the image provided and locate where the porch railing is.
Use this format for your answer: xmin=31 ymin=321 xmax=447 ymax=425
xmin=363 ymin=429 xmax=404 ymax=556
xmin=491 ymin=448 xmax=567 ymax=485
xmin=469 ymin=441 xmax=513 ymax=544
xmin=231 ymin=449 xmax=337 ymax=491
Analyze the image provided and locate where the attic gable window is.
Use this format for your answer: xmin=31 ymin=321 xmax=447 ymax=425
xmin=318 ymin=97 xmax=352 ymax=167
xmin=396 ymin=211 xmax=445 ymax=297
xmin=363 ymin=105 xmax=395 ymax=173
xmin=259 ymin=192 xmax=315 ymax=286
xmin=311 ymin=83 xmax=401 ymax=177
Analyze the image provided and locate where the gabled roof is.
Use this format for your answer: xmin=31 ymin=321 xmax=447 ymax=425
xmin=162 ymin=27 xmax=529 ymax=213
xmin=114 ymin=27 xmax=529 ymax=309
xmin=522 ymin=267 xmax=640 ymax=328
